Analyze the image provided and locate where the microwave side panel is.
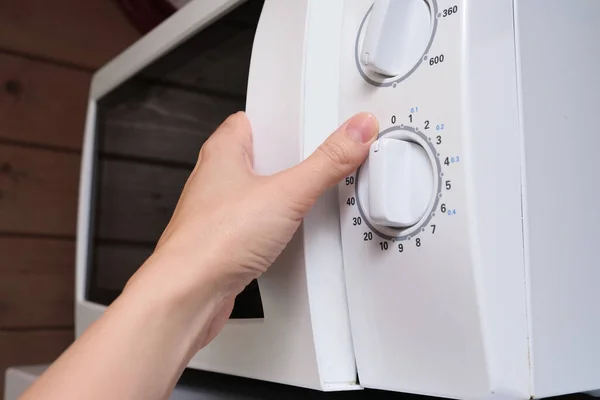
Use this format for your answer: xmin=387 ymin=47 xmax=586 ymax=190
xmin=514 ymin=0 xmax=600 ymax=397
xmin=461 ymin=0 xmax=531 ymax=398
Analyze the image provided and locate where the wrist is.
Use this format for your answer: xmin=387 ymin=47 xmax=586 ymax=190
xmin=122 ymin=247 xmax=229 ymax=356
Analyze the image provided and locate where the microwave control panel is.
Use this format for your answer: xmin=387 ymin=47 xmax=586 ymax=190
xmin=338 ymin=0 xmax=489 ymax=395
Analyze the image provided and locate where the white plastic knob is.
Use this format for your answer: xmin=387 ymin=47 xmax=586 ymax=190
xmin=367 ymin=138 xmax=434 ymax=228
xmin=360 ymin=0 xmax=432 ymax=77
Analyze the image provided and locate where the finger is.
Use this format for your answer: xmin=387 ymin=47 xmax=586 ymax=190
xmin=219 ymin=111 xmax=254 ymax=164
xmin=277 ymin=112 xmax=378 ymax=201
xmin=198 ymin=111 xmax=254 ymax=169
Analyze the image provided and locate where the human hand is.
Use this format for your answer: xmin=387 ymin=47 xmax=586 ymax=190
xmin=19 ymin=111 xmax=378 ymax=400
xmin=125 ymin=111 xmax=379 ymax=353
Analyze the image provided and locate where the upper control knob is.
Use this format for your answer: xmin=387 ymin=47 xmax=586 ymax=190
xmin=360 ymin=0 xmax=432 ymax=77
xmin=367 ymin=138 xmax=434 ymax=228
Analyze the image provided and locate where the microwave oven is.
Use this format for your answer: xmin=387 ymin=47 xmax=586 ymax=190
xmin=76 ymin=0 xmax=600 ymax=398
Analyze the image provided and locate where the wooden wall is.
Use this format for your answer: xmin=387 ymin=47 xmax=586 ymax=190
xmin=0 ymin=0 xmax=141 ymax=394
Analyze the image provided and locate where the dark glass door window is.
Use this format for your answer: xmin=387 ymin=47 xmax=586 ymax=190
xmin=87 ymin=0 xmax=265 ymax=319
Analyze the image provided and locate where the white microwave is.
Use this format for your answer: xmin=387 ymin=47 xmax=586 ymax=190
xmin=76 ymin=0 xmax=600 ymax=398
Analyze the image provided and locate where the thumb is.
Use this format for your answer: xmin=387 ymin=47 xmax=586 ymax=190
xmin=277 ymin=112 xmax=379 ymax=203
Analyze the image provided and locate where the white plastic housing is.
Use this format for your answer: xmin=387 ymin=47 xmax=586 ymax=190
xmin=367 ymin=138 xmax=433 ymax=227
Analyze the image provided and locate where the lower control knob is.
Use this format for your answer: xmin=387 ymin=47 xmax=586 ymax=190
xmin=366 ymin=138 xmax=434 ymax=228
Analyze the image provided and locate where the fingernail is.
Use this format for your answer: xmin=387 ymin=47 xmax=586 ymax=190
xmin=346 ymin=113 xmax=379 ymax=144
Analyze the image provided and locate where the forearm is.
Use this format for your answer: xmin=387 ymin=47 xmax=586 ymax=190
xmin=21 ymin=254 xmax=223 ymax=400
xmin=17 ymin=111 xmax=376 ymax=400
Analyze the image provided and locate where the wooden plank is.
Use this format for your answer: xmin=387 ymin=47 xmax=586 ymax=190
xmin=0 ymin=0 xmax=141 ymax=69
xmin=95 ymin=159 xmax=189 ymax=243
xmin=0 ymin=237 xmax=74 ymax=329
xmin=0 ymin=329 xmax=73 ymax=395
xmin=0 ymin=145 xmax=80 ymax=235
xmin=97 ymin=82 xmax=242 ymax=165
xmin=0 ymin=53 xmax=90 ymax=150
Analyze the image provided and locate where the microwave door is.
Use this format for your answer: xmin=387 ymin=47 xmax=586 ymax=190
xmin=77 ymin=0 xmax=357 ymax=392
xmin=193 ymin=0 xmax=358 ymax=390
